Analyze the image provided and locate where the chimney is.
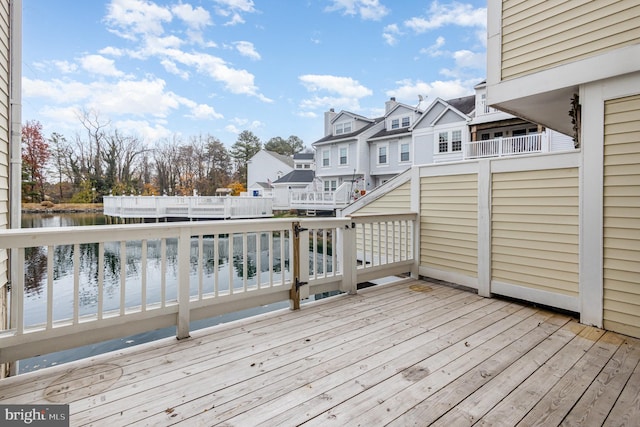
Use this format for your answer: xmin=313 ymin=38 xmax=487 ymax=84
xmin=385 ymin=97 xmax=397 ymax=114
xmin=324 ymin=108 xmax=337 ymax=136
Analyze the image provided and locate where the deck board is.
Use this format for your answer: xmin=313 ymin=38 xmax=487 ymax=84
xmin=0 ymin=278 xmax=638 ymax=426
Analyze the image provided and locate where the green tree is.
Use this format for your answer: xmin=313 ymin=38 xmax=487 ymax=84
xmin=229 ymin=130 xmax=262 ymax=185
xmin=264 ymin=135 xmax=304 ymax=156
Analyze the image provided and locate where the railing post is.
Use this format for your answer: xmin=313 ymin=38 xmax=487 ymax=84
xmin=339 ymin=222 xmax=357 ymax=295
xmin=176 ymin=228 xmax=191 ymax=339
xmin=290 ymin=221 xmax=302 ymax=310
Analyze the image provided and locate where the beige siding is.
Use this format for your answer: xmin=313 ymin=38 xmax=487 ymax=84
xmin=603 ymin=94 xmax=640 ymax=338
xmin=420 ymin=174 xmax=478 ymax=278
xmin=492 ymin=168 xmax=579 ymax=297
xmin=353 ymin=181 xmax=411 ymax=215
xmin=501 ymin=0 xmax=640 ymax=79
xmin=0 ymin=1 xmax=9 ymax=292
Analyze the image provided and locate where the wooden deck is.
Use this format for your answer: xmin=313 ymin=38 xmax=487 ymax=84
xmin=1 ymin=278 xmax=639 ymax=426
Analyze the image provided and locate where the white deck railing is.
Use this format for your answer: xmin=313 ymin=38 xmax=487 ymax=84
xmin=289 ymin=182 xmax=359 ymax=210
xmin=464 ymin=133 xmax=548 ymax=159
xmin=103 ymin=195 xmax=273 ymax=219
xmin=0 ymin=213 xmax=416 ymax=365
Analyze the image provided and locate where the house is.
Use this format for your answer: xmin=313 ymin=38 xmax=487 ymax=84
xmin=484 ymin=0 xmax=640 ymax=338
xmin=246 ymin=150 xmax=294 ymax=194
xmin=344 ymin=0 xmax=640 ymax=340
xmin=271 ymin=153 xmax=317 ymax=210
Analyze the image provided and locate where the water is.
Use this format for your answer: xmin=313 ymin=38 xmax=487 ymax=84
xmin=17 ymin=213 xmax=322 ymax=373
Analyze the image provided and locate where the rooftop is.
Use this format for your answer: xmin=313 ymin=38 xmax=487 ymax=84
xmin=1 ymin=278 xmax=637 ymax=425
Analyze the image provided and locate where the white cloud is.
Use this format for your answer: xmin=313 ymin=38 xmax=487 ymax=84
xmin=453 ymin=49 xmax=486 ymax=70
xmin=387 ymin=78 xmax=478 ymax=103
xmin=52 ymin=60 xmax=78 ymax=74
xmin=234 ymin=41 xmax=261 ymax=60
xmin=299 ymin=74 xmax=372 ymax=98
xmin=212 ymin=0 xmax=256 ymax=26
xmin=382 ymin=24 xmax=400 ymax=46
xmin=420 ymin=36 xmax=446 ymax=57
xmin=113 ymin=119 xmax=173 ymax=144
xmin=99 ymin=46 xmax=126 ymax=57
xmin=105 ymin=0 xmax=173 ymax=39
xmin=160 ymin=59 xmax=189 ymax=79
xmin=404 ymin=1 xmax=486 ymax=33
xmin=325 ymin=0 xmax=389 ymax=21
xmin=80 ymin=54 xmax=125 ymax=77
xmin=186 ymin=103 xmax=224 ymax=120
xmin=171 ymin=3 xmax=211 ymax=29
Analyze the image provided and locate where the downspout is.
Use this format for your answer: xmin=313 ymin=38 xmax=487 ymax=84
xmin=7 ymin=0 xmax=22 ymax=377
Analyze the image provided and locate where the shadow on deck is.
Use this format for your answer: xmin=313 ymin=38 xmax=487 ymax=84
xmin=0 ymin=278 xmax=638 ymax=426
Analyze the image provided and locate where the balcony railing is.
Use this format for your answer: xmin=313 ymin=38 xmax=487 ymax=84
xmin=289 ymin=182 xmax=363 ymax=211
xmin=103 ymin=195 xmax=273 ymax=219
xmin=464 ymin=133 xmax=548 ymax=159
xmin=0 ymin=213 xmax=416 ymax=365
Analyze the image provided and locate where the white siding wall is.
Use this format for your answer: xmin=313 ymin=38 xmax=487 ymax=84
xmin=603 ymin=94 xmax=640 ymax=338
xmin=502 ymin=0 xmax=640 ymax=79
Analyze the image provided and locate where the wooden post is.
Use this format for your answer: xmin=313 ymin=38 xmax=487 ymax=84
xmin=290 ymin=221 xmax=301 ymax=310
xmin=176 ymin=228 xmax=191 ymax=339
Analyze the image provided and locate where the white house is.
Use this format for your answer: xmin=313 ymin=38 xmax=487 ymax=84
xmin=246 ymin=150 xmax=294 ymax=195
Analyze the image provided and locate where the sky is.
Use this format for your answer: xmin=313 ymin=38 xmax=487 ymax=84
xmin=22 ymin=0 xmax=488 ymax=149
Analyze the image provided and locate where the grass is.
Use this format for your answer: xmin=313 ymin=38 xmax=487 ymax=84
xmin=22 ymin=202 xmax=103 ymax=212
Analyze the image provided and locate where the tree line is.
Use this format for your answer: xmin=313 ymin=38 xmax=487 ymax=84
xmin=21 ymin=112 xmax=306 ymax=203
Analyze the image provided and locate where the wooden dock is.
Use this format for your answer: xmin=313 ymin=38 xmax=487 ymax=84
xmin=0 ymin=278 xmax=638 ymax=426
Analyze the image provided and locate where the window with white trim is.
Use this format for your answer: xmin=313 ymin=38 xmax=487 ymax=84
xmin=400 ymin=143 xmax=410 ymax=162
xmin=391 ymin=118 xmax=399 ymax=129
xmin=324 ymin=180 xmax=337 ymax=191
xmin=378 ymin=145 xmax=388 ymax=165
xmin=402 ymin=116 xmax=410 ymax=127
xmin=438 ymin=132 xmax=448 ymax=153
xmin=339 ymin=146 xmax=348 ymax=165
xmin=322 ymin=149 xmax=330 ymax=167
xmin=335 ymin=121 xmax=352 ymax=135
xmin=452 ymin=130 xmax=462 ymax=152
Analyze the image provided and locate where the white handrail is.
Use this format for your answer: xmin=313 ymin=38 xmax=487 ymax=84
xmin=464 ymin=133 xmax=547 ymax=159
xmin=0 ymin=213 xmax=416 ymax=365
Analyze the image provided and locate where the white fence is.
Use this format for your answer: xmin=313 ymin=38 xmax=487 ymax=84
xmin=0 ymin=213 xmax=416 ymax=364
xmin=464 ymin=133 xmax=548 ymax=159
xmin=289 ymin=182 xmax=357 ymax=210
xmin=103 ymin=196 xmax=273 ymax=219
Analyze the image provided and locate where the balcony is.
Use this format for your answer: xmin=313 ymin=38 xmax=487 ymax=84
xmin=288 ymin=182 xmax=361 ymax=212
xmin=103 ymin=195 xmax=274 ymax=220
xmin=464 ymin=133 xmax=548 ymax=160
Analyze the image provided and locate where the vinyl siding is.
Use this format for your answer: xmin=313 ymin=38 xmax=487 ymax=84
xmin=420 ymin=174 xmax=478 ymax=278
xmin=603 ymin=94 xmax=640 ymax=338
xmin=491 ymin=168 xmax=579 ymax=296
xmin=502 ymin=0 xmax=640 ymax=80
xmin=353 ymin=181 xmax=411 ymax=215
xmin=0 ymin=1 xmax=9 ymax=289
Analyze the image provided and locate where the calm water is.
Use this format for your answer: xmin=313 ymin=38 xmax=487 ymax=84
xmin=18 ymin=213 xmax=317 ymax=373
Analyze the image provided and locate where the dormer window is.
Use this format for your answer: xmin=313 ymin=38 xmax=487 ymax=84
xmin=335 ymin=121 xmax=352 ymax=135
xmin=402 ymin=116 xmax=410 ymax=127
xmin=390 ymin=116 xmax=410 ymax=130
xmin=391 ymin=119 xmax=400 ymax=129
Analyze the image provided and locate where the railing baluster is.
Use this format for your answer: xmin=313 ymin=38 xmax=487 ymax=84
xmin=242 ymin=232 xmax=248 ymax=292
xmin=214 ymin=234 xmax=219 ymax=297
xmin=229 ymin=233 xmax=234 ymax=295
xmin=198 ymin=235 xmax=204 ymax=299
xmin=46 ymin=245 xmax=53 ymax=329
xmin=119 ymin=241 xmax=126 ymax=316
xmin=269 ymin=232 xmax=274 ymax=287
xmin=161 ymin=238 xmax=167 ymax=307
xmin=280 ymin=229 xmax=286 ymax=287
xmin=322 ymin=229 xmax=328 ymax=277
xmin=74 ymin=243 xmax=80 ymax=324
xmin=140 ymin=240 xmax=146 ymax=312
xmin=15 ymin=248 xmax=24 ymax=335
xmin=256 ymin=232 xmax=262 ymax=289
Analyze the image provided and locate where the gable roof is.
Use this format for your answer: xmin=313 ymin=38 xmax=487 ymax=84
xmin=331 ymin=110 xmax=374 ymax=124
xmin=312 ymin=117 xmax=385 ymax=146
xmin=410 ymin=95 xmax=475 ymax=129
xmin=293 ymin=152 xmax=314 ymax=161
xmin=264 ymin=150 xmax=294 ymax=167
xmin=446 ymin=95 xmax=476 ymax=116
xmin=273 ymin=169 xmax=315 ymax=184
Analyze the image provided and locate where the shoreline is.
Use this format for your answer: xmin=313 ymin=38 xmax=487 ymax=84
xmin=21 ymin=203 xmax=104 ymax=214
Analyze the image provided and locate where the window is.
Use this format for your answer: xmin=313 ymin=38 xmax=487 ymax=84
xmin=452 ymin=130 xmax=462 ymax=152
xmin=335 ymin=122 xmax=352 ymax=135
xmin=322 ymin=150 xmax=330 ymax=167
xmin=296 ymin=164 xmax=303 ymax=169
xmin=400 ymin=143 xmax=410 ymax=162
xmin=391 ymin=118 xmax=400 ymax=129
xmin=481 ymin=133 xmax=490 ymax=140
xmin=324 ymin=180 xmax=337 ymax=191
xmin=438 ymin=132 xmax=448 ymax=153
xmin=303 ymin=164 xmax=310 ymax=169
xmin=339 ymin=146 xmax=348 ymax=165
xmin=378 ymin=145 xmax=388 ymax=164
xmin=402 ymin=116 xmax=410 ymax=127
xmin=494 ymin=132 xmax=503 ymax=138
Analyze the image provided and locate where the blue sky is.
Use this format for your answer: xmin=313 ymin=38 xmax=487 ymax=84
xmin=22 ymin=0 xmax=487 ymax=148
